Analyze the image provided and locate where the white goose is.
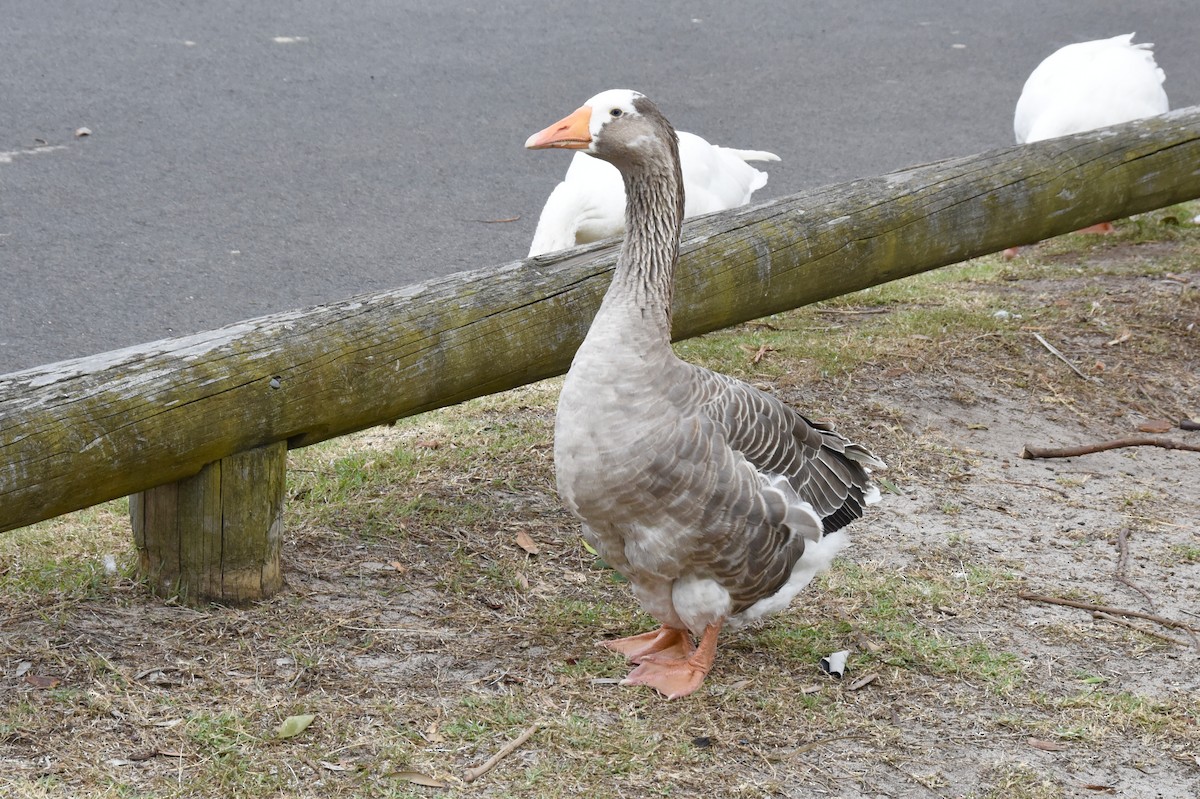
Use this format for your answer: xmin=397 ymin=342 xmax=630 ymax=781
xmin=527 ymin=130 xmax=778 ymax=256
xmin=1007 ymin=34 xmax=1169 ymax=252
xmin=527 ymin=90 xmax=882 ymax=699
xmin=1015 ymin=33 xmax=1169 ymax=146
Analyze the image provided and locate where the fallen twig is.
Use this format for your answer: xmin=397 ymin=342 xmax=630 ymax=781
xmin=1092 ymin=612 xmax=1194 ymax=647
xmin=462 ymin=722 xmax=542 ymax=783
xmin=1030 ymin=332 xmax=1091 ymax=381
xmin=1020 ymin=437 xmax=1200 ymax=459
xmin=786 ymin=733 xmax=871 ymax=755
xmin=1106 ymin=529 xmax=1198 ymax=655
xmin=814 ymin=307 xmax=892 ymax=316
xmin=1018 ymin=591 xmax=1200 ymax=641
xmin=1115 ymin=528 xmax=1156 ymax=608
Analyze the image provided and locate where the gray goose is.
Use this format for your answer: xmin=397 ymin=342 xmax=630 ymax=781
xmin=526 ymin=90 xmax=883 ymax=699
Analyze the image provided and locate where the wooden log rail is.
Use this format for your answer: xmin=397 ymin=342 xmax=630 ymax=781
xmin=3 ymin=107 xmax=1200 ymax=601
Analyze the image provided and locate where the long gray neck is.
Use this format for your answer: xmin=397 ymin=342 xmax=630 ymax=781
xmin=605 ymin=150 xmax=685 ymax=342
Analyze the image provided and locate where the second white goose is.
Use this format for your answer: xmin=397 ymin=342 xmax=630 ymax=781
xmin=527 ymin=129 xmax=778 ymax=256
xmin=1005 ymin=33 xmax=1169 ymax=254
xmin=527 ymin=90 xmax=882 ymax=699
xmin=1014 ymin=33 xmax=1168 ymax=146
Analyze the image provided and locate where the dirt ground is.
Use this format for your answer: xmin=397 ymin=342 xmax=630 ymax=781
xmin=2 ymin=234 xmax=1199 ymax=798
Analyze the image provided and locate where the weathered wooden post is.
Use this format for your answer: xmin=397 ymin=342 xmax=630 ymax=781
xmin=129 ymin=442 xmax=285 ymax=604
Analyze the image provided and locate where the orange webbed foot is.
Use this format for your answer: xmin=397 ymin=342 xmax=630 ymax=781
xmin=599 ymin=626 xmax=693 ymax=663
xmin=615 ymin=623 xmax=721 ymax=700
xmin=621 ymin=657 xmax=710 ymax=699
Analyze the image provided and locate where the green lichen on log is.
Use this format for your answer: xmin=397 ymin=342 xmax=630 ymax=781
xmin=3 ymin=108 xmax=1200 ymax=533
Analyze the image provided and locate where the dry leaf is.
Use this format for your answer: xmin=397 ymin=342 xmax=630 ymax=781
xmin=425 ymin=720 xmax=446 ymax=744
xmin=1026 ymin=737 xmax=1068 ymax=752
xmin=1103 ymin=331 xmax=1131 ymax=347
xmin=320 ymin=760 xmax=356 ymax=772
xmin=75 ymin=126 xmax=92 ymax=137
xmin=1082 ymin=785 xmax=1115 ymax=793
xmin=388 ymin=560 xmax=406 ymax=572
xmin=22 ymin=674 xmax=60 ymax=689
xmin=847 ymin=673 xmax=878 ymax=691
xmin=396 ymin=770 xmax=447 ymax=788
xmin=275 ymin=713 xmax=316 ymax=739
xmin=1137 ymin=419 xmax=1173 ymax=434
xmin=515 ymin=530 xmax=540 ymax=555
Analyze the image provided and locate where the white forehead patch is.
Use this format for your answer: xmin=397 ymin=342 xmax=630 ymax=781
xmin=584 ymin=89 xmax=645 ymax=137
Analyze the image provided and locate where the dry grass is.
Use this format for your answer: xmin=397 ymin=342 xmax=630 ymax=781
xmin=3 ymin=206 xmax=1199 ymax=798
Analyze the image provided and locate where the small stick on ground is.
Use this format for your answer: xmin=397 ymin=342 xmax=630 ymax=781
xmin=462 ymin=722 xmax=542 ymax=783
xmin=1092 ymin=611 xmax=1194 ymax=647
xmin=1018 ymin=591 xmax=1200 ymax=652
xmin=1031 ymin=332 xmax=1091 ymax=381
xmin=1115 ymin=528 xmax=1156 ymax=608
xmin=1020 ymin=437 xmax=1200 ymax=459
xmin=1112 ymin=526 xmax=1200 ymax=649
xmin=815 ymin=307 xmax=892 ymax=316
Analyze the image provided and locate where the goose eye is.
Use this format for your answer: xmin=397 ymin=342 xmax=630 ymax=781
xmin=609 ymin=108 xmax=623 ymax=118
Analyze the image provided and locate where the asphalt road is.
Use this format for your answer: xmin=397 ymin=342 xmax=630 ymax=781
xmin=3 ymin=1 xmax=1198 ymax=374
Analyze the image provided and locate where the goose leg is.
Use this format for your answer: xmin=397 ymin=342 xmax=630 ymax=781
xmin=600 ymin=626 xmax=694 ymax=662
xmin=619 ymin=622 xmax=721 ymax=700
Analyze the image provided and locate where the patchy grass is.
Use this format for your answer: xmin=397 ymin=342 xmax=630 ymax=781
xmin=0 ymin=500 xmax=134 ymax=605
xmin=3 ymin=206 xmax=1199 ymax=797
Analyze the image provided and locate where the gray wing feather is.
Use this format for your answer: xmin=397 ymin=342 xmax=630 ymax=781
xmin=686 ymin=364 xmax=883 ymax=532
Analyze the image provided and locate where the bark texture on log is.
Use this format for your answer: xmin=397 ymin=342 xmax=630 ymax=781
xmin=4 ymin=108 xmax=1200 ymax=533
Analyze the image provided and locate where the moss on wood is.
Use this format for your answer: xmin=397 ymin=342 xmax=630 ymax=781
xmin=4 ymin=109 xmax=1200 ymax=533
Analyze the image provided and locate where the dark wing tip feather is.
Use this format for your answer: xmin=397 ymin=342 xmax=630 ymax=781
xmin=694 ymin=366 xmax=884 ymax=533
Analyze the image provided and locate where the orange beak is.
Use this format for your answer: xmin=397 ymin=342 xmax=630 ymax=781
xmin=525 ymin=105 xmax=593 ymax=150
